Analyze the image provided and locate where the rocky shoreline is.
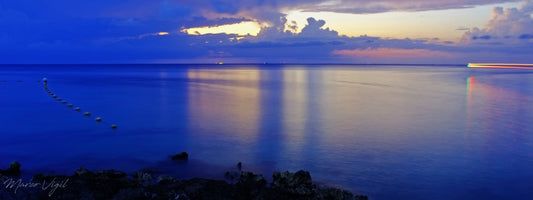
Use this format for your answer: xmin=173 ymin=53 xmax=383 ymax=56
xmin=1 ymin=161 xmax=368 ymax=200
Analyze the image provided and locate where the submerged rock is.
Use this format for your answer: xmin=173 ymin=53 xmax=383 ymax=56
xmin=171 ymin=152 xmax=189 ymax=160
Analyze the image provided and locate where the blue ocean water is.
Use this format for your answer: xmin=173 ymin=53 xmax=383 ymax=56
xmin=1 ymin=64 xmax=532 ymax=199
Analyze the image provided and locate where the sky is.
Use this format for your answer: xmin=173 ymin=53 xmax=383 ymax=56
xmin=1 ymin=0 xmax=532 ymax=64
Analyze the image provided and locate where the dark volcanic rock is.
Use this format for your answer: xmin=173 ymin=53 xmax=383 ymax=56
xmin=236 ymin=171 xmax=267 ymax=199
xmin=269 ymin=170 xmax=367 ymax=200
xmin=180 ymin=178 xmax=236 ymax=200
xmin=224 ymin=170 xmax=240 ymax=183
xmin=0 ymin=162 xmax=367 ymax=200
xmin=132 ymin=168 xmax=153 ymax=186
xmin=317 ymin=187 xmax=368 ymax=200
xmin=171 ymin=152 xmax=189 ymax=160
xmin=268 ymin=170 xmax=316 ymax=200
xmin=271 ymin=170 xmax=316 ymax=197
xmin=0 ymin=161 xmax=22 ymax=177
xmin=74 ymin=167 xmax=93 ymax=177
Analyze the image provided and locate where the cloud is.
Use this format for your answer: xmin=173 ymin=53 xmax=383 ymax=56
xmin=1 ymin=0 xmax=532 ymax=64
xmin=299 ymin=18 xmax=339 ymax=38
xmin=520 ymin=0 xmax=533 ymax=12
xmin=175 ymin=0 xmax=520 ymax=16
xmin=461 ymin=1 xmax=533 ymax=44
xmin=519 ymin=34 xmax=533 ymax=39
xmin=144 ymin=0 xmax=524 ymax=29
xmin=332 ymin=48 xmax=454 ymax=63
xmin=291 ymin=0 xmax=519 ymax=13
xmin=206 ymin=17 xmax=344 ymax=62
xmin=333 ymin=48 xmax=453 ymax=58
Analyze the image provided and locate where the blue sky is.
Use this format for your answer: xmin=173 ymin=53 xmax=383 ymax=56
xmin=1 ymin=0 xmax=532 ymax=64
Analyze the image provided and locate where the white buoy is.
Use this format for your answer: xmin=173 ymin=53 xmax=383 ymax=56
xmin=95 ymin=117 xmax=102 ymax=122
xmin=68 ymin=104 xmax=73 ymax=107
xmin=84 ymin=112 xmax=90 ymax=116
xmin=74 ymin=107 xmax=80 ymax=111
xmin=111 ymin=124 xmax=117 ymax=129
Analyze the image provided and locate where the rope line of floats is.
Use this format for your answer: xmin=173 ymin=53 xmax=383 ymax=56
xmin=42 ymin=78 xmax=117 ymax=129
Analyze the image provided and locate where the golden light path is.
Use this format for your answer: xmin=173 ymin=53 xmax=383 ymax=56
xmin=182 ymin=21 xmax=261 ymax=36
xmin=467 ymin=63 xmax=533 ymax=69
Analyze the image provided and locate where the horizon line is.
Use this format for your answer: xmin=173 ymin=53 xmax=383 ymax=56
xmin=0 ymin=63 xmax=468 ymax=66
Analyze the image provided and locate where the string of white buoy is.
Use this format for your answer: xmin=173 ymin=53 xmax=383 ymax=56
xmin=43 ymin=77 xmax=117 ymax=129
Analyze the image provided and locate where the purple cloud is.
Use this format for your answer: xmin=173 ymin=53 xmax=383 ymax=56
xmin=296 ymin=0 xmax=519 ymax=13
xmin=519 ymin=34 xmax=533 ymax=39
xmin=461 ymin=2 xmax=533 ymax=44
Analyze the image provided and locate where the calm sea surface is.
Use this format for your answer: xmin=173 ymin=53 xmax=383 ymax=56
xmin=1 ymin=64 xmax=532 ymax=199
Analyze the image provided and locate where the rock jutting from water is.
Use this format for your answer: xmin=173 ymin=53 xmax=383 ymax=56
xmin=0 ymin=161 xmax=21 ymax=177
xmin=171 ymin=152 xmax=189 ymax=160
